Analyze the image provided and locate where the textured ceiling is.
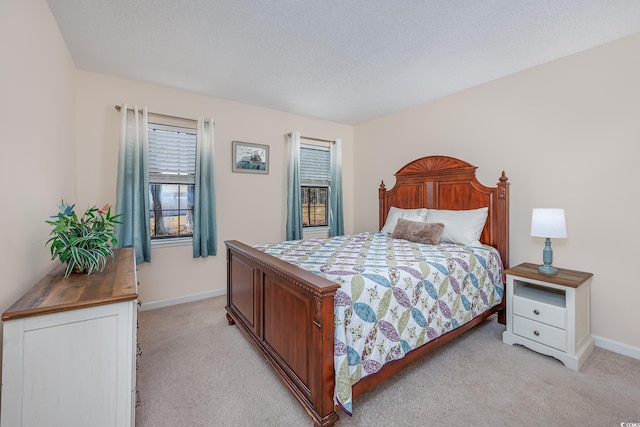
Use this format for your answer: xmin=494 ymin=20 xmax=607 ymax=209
xmin=47 ymin=0 xmax=640 ymax=125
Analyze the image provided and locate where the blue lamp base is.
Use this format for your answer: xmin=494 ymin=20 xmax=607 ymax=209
xmin=538 ymin=264 xmax=558 ymax=274
xmin=538 ymin=237 xmax=558 ymax=274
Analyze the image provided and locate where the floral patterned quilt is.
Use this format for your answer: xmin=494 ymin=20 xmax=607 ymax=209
xmin=256 ymin=232 xmax=504 ymax=415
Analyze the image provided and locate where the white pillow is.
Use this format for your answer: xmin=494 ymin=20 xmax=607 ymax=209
xmin=424 ymin=207 xmax=488 ymax=247
xmin=381 ymin=207 xmax=429 ymax=234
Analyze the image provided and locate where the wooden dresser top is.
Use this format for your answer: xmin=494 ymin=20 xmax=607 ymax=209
xmin=2 ymin=248 xmax=138 ymax=321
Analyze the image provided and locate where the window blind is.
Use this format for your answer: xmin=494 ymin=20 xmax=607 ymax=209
xmin=148 ymin=123 xmax=197 ymax=184
xmin=300 ymin=144 xmax=330 ymax=187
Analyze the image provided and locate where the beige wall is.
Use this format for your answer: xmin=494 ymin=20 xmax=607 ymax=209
xmin=0 ymin=1 xmax=77 ymax=314
xmin=354 ymin=33 xmax=640 ymax=351
xmin=74 ymin=72 xmax=354 ymax=304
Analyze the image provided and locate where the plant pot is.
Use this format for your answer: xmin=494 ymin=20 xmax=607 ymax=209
xmin=66 ymin=262 xmax=85 ymax=275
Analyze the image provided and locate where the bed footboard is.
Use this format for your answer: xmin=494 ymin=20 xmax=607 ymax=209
xmin=225 ymin=240 xmax=341 ymax=427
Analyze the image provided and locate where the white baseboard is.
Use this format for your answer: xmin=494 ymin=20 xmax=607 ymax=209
xmin=139 ymin=289 xmax=225 ymax=311
xmin=592 ymin=334 xmax=640 ymax=360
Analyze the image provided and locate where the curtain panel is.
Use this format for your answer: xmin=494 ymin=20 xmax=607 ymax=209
xmin=193 ymin=118 xmax=217 ymax=257
xmin=115 ymin=104 xmax=151 ymax=264
xmin=329 ymin=138 xmax=344 ymax=237
xmin=286 ymin=131 xmax=303 ymax=240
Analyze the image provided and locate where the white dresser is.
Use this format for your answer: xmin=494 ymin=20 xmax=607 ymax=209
xmin=502 ymin=262 xmax=594 ymax=370
xmin=1 ymin=248 xmax=138 ymax=427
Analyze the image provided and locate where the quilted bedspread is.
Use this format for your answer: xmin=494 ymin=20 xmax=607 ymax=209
xmin=256 ymin=232 xmax=504 ymax=415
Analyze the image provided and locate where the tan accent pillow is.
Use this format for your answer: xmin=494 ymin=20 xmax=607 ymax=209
xmin=391 ymin=218 xmax=445 ymax=245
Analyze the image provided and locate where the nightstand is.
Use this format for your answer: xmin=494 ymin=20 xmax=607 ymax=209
xmin=502 ymin=262 xmax=594 ymax=370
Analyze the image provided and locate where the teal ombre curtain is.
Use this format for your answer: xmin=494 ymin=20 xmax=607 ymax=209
xmin=329 ymin=138 xmax=344 ymax=237
xmin=193 ymin=118 xmax=217 ymax=257
xmin=115 ymin=104 xmax=151 ymax=264
xmin=286 ymin=131 xmax=303 ymax=240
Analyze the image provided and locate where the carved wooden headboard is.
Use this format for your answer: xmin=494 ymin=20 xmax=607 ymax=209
xmin=378 ymin=155 xmax=510 ymax=267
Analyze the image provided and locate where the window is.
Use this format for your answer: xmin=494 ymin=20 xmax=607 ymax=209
xmin=300 ymin=144 xmax=330 ymax=227
xmin=147 ymin=123 xmax=197 ymax=239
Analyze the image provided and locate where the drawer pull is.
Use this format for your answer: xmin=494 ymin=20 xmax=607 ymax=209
xmin=533 ymin=309 xmax=540 ymax=315
xmin=533 ymin=330 xmax=540 ymax=336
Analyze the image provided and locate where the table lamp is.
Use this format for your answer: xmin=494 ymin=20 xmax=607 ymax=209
xmin=530 ymin=208 xmax=567 ymax=274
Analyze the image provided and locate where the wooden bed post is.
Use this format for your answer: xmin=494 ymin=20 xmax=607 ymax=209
xmin=496 ymin=171 xmax=510 ymax=268
xmin=378 ymin=181 xmax=387 ymax=231
xmin=496 ymin=171 xmax=510 ymax=324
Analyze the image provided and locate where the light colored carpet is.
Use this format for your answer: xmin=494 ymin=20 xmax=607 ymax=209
xmin=136 ymin=296 xmax=640 ymax=426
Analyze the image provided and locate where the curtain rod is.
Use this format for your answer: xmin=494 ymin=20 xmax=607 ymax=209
xmin=287 ymin=132 xmax=335 ymax=144
xmin=114 ymin=105 xmax=213 ymax=124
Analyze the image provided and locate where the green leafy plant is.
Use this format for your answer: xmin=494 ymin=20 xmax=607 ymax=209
xmin=46 ymin=201 xmax=123 ymax=277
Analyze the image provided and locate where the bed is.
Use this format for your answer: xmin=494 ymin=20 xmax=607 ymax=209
xmin=225 ymin=155 xmax=510 ymax=426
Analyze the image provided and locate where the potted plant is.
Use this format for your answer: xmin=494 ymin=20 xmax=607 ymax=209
xmin=46 ymin=201 xmax=123 ymax=277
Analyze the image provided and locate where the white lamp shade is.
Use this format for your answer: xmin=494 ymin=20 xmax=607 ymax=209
xmin=530 ymin=208 xmax=567 ymax=238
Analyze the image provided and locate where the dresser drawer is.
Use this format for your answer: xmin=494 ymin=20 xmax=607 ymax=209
xmin=512 ymin=294 xmax=566 ymax=329
xmin=513 ymin=315 xmax=567 ymax=351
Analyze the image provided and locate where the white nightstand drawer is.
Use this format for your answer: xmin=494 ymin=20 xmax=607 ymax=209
xmin=512 ymin=315 xmax=567 ymax=351
xmin=512 ymin=294 xmax=566 ymax=330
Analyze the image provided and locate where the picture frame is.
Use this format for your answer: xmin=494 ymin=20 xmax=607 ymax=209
xmin=232 ymin=140 xmax=269 ymax=174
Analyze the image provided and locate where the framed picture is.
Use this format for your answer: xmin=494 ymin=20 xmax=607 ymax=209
xmin=232 ymin=141 xmax=269 ymax=174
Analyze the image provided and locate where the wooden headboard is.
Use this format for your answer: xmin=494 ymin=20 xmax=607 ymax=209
xmin=379 ymin=155 xmax=510 ymax=267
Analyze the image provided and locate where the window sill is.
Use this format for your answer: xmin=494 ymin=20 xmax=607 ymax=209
xmin=303 ymin=227 xmax=329 ymax=239
xmin=151 ymin=237 xmax=192 ymax=249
